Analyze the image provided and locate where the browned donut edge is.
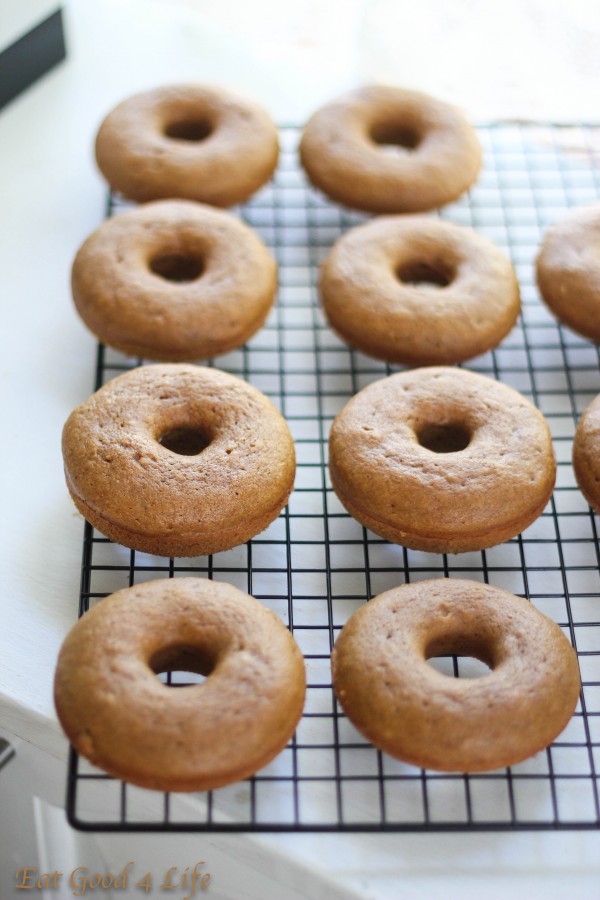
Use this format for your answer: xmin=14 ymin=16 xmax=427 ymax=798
xmin=329 ymin=463 xmax=554 ymax=553
xmin=332 ymin=659 xmax=579 ymax=773
xmin=57 ymin=692 xmax=301 ymax=793
xmin=323 ymin=317 xmax=518 ymax=368
xmin=66 ymin=473 xmax=293 ymax=557
xmin=75 ymin=298 xmax=275 ymax=363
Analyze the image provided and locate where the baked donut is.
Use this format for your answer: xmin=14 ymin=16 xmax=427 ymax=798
xmin=62 ymin=364 xmax=295 ymax=557
xmin=71 ymin=200 xmax=277 ymax=361
xmin=55 ymin=577 xmax=306 ymax=791
xmin=320 ymin=216 xmax=520 ymax=365
xmin=573 ymin=393 xmax=600 ymax=512
xmin=536 ymin=203 xmax=600 ymax=342
xmin=331 ymin=579 xmax=580 ymax=772
xmin=95 ymin=84 xmax=279 ymax=206
xmin=329 ymin=367 xmax=555 ymax=553
xmin=299 ymin=85 xmax=481 ymax=213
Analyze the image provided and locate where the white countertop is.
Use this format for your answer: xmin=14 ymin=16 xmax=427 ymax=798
xmin=2 ymin=1 xmax=600 ymax=896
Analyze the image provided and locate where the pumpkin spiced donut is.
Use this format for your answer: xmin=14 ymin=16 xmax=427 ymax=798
xmin=62 ymin=364 xmax=295 ymax=557
xmin=332 ymin=579 xmax=580 ymax=772
xmin=329 ymin=367 xmax=555 ymax=553
xmin=71 ymin=200 xmax=277 ymax=361
xmin=320 ymin=216 xmax=520 ymax=365
xmin=300 ymin=85 xmax=481 ymax=213
xmin=55 ymin=578 xmax=306 ymax=791
xmin=95 ymin=84 xmax=279 ymax=206
xmin=536 ymin=203 xmax=600 ymax=343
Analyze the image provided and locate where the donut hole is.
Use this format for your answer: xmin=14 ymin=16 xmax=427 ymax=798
xmin=427 ymin=656 xmax=492 ymax=679
xmin=158 ymin=426 xmax=212 ymax=456
xmin=369 ymin=121 xmax=421 ymax=155
xmin=150 ymin=252 xmax=204 ymax=283
xmin=417 ymin=422 xmax=471 ymax=454
xmin=163 ymin=118 xmax=213 ymax=142
xmin=425 ymin=635 xmax=494 ymax=679
xmin=396 ymin=260 xmax=454 ymax=288
xmin=150 ymin=643 xmax=216 ymax=687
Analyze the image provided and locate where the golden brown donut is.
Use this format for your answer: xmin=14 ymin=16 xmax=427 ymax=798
xmin=95 ymin=84 xmax=279 ymax=206
xmin=329 ymin=367 xmax=556 ymax=553
xmin=331 ymin=579 xmax=580 ymax=772
xmin=320 ymin=216 xmax=520 ymax=365
xmin=55 ymin=578 xmax=306 ymax=791
xmin=536 ymin=203 xmax=600 ymax=343
xmin=299 ymin=85 xmax=481 ymax=213
xmin=71 ymin=200 xmax=277 ymax=361
xmin=573 ymin=393 xmax=600 ymax=512
xmin=62 ymin=364 xmax=295 ymax=557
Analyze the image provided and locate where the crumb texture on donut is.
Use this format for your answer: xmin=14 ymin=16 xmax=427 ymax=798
xmin=320 ymin=215 xmax=520 ymax=365
xmin=62 ymin=364 xmax=296 ymax=556
xmin=95 ymin=84 xmax=279 ymax=206
xmin=332 ymin=579 xmax=580 ymax=772
xmin=300 ymin=85 xmax=481 ymax=213
xmin=536 ymin=202 xmax=600 ymax=342
xmin=71 ymin=200 xmax=277 ymax=361
xmin=54 ymin=578 xmax=306 ymax=791
xmin=329 ymin=367 xmax=555 ymax=552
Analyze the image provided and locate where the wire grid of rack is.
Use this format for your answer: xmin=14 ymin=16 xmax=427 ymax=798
xmin=67 ymin=124 xmax=600 ymax=832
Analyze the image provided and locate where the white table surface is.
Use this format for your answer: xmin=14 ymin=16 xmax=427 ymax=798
xmin=2 ymin=1 xmax=600 ymax=896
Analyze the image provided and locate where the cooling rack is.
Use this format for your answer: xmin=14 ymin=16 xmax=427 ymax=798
xmin=67 ymin=124 xmax=600 ymax=832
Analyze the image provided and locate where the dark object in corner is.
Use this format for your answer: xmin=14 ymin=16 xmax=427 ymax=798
xmin=0 ymin=8 xmax=66 ymax=110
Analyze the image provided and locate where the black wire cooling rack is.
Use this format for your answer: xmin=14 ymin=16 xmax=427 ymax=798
xmin=67 ymin=124 xmax=600 ymax=832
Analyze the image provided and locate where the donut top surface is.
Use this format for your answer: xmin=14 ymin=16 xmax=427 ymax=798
xmin=329 ymin=367 xmax=555 ymax=548
xmin=300 ymin=85 xmax=482 ymax=213
xmin=62 ymin=364 xmax=295 ymax=540
xmin=95 ymin=84 xmax=279 ymax=206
